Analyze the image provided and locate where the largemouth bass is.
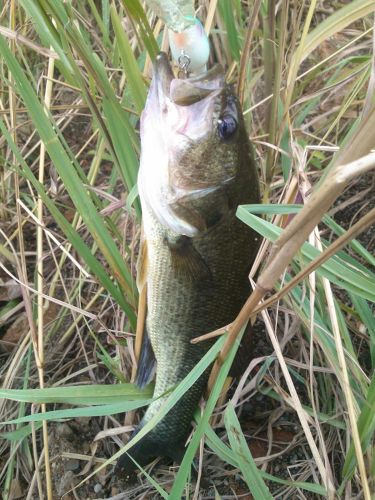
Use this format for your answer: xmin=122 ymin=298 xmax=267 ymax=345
xmin=118 ymin=52 xmax=260 ymax=471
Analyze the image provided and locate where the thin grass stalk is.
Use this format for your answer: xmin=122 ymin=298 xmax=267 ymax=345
xmin=0 ymin=89 xmax=7 ymax=220
xmin=362 ymin=15 xmax=375 ymax=119
xmin=7 ymin=3 xmax=42 ymax=498
xmin=264 ymin=0 xmax=287 ymax=187
xmin=282 ymin=1 xmax=317 ymax=129
xmin=204 ymin=0 xmax=219 ymax=34
xmin=315 ymin=237 xmax=371 ymax=500
xmin=261 ymin=0 xmax=275 ymax=133
xmin=30 ymin=414 xmax=44 ymax=500
xmin=237 ymin=0 xmax=262 ymax=105
xmin=307 ymin=230 xmax=322 ymax=472
xmin=36 ymin=43 xmax=55 ymax=500
xmin=262 ymin=294 xmax=335 ymax=495
xmin=8 ymin=1 xmax=29 ymax=336
xmin=25 ymin=445 xmax=45 ymax=500
xmin=58 ymin=287 xmax=105 ymax=344
xmin=303 ymin=165 xmax=343 ymax=480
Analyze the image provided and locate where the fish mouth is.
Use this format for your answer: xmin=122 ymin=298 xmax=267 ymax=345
xmin=154 ymin=52 xmax=224 ymax=105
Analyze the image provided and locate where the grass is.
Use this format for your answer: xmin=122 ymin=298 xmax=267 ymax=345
xmin=0 ymin=1 xmax=374 ymax=498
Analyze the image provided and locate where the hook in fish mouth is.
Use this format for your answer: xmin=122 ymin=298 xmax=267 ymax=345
xmin=154 ymin=52 xmax=224 ymax=105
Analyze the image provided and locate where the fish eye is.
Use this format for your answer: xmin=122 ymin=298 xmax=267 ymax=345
xmin=217 ymin=115 xmax=238 ymax=141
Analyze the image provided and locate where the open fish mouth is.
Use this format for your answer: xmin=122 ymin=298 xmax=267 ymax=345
xmin=149 ymin=52 xmax=224 ymax=141
xmin=138 ymin=52 xmax=228 ymax=237
xmin=153 ymin=52 xmax=223 ymax=105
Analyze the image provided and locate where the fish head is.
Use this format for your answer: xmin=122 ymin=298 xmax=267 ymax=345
xmin=139 ymin=52 xmax=251 ymax=236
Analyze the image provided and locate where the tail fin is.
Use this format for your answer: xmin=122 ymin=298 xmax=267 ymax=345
xmin=115 ymin=435 xmax=155 ymax=476
xmin=115 ymin=428 xmax=185 ymax=476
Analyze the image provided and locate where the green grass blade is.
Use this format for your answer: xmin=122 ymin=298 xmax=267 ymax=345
xmin=349 ymin=294 xmax=375 ymax=365
xmin=1 ymin=400 xmax=152 ymax=425
xmin=0 ymin=383 xmax=153 ymax=405
xmin=1 ymin=423 xmax=43 ymax=442
xmin=205 ymin=425 xmax=327 ymax=496
xmin=302 ymin=0 xmax=375 ymax=61
xmin=237 ymin=205 xmax=375 ymax=302
xmin=121 ymin=0 xmax=159 ymax=59
xmin=218 ymin=0 xmax=241 ymax=61
xmin=324 ymin=215 xmax=375 ymax=267
xmin=342 ymin=375 xmax=375 ymax=480
xmin=111 ymin=4 xmax=147 ymax=113
xmin=224 ymin=402 xmax=273 ymax=500
xmin=126 ymin=455 xmax=169 ymax=499
xmin=86 ymin=0 xmax=111 ymax=49
xmin=102 ymin=97 xmax=141 ymax=216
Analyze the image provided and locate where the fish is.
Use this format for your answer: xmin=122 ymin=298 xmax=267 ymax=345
xmin=117 ymin=52 xmax=260 ymax=472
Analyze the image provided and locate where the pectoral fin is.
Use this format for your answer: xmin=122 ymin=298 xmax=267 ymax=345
xmin=166 ymin=235 xmax=212 ymax=283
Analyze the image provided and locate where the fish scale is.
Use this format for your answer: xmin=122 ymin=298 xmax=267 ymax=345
xmin=117 ymin=53 xmax=260 ymax=472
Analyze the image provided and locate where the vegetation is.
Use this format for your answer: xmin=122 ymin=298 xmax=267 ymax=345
xmin=0 ymin=1 xmax=374 ymax=498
